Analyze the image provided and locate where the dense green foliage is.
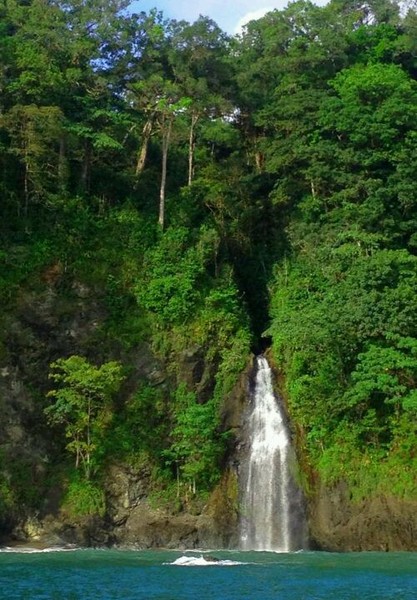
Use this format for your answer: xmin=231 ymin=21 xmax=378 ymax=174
xmin=1 ymin=0 xmax=417 ymax=524
xmin=45 ymin=356 xmax=125 ymax=480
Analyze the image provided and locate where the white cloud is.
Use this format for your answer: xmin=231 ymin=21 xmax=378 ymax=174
xmin=234 ymin=6 xmax=275 ymax=34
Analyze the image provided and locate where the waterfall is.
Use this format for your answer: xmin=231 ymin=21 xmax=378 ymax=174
xmin=240 ymin=356 xmax=307 ymax=552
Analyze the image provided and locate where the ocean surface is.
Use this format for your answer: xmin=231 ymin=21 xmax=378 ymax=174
xmin=1 ymin=547 xmax=416 ymax=600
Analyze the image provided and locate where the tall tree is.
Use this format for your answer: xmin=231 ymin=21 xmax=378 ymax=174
xmin=167 ymin=17 xmax=233 ymax=185
xmin=45 ymin=356 xmax=124 ymax=480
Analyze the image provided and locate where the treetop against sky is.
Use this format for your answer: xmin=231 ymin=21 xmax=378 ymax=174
xmin=130 ymin=0 xmax=328 ymax=34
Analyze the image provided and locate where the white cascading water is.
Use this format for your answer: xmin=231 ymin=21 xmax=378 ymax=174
xmin=240 ymin=356 xmax=306 ymax=552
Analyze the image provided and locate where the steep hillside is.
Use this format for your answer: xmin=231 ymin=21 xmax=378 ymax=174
xmin=1 ymin=0 xmax=417 ymax=550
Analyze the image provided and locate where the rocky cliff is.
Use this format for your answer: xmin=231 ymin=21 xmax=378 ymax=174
xmin=0 ymin=271 xmax=244 ymax=549
xmin=308 ymin=483 xmax=417 ymax=552
xmin=1 ymin=276 xmax=417 ymax=552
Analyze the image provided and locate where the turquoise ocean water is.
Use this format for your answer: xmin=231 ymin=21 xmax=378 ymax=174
xmin=1 ymin=548 xmax=416 ymax=599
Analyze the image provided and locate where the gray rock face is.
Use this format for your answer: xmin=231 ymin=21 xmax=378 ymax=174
xmin=0 ymin=280 xmax=109 ymax=539
xmin=308 ymin=482 xmax=417 ymax=551
xmin=0 ymin=275 xmax=243 ymax=549
xmin=6 ymin=464 xmax=240 ymax=550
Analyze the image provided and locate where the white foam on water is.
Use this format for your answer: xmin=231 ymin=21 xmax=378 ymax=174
xmin=0 ymin=545 xmax=78 ymax=554
xmin=168 ymin=555 xmax=244 ymax=566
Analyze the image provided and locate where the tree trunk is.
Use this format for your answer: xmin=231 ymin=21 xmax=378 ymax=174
xmin=24 ymin=155 xmax=29 ymax=217
xmin=310 ymin=179 xmax=316 ymax=198
xmin=81 ymin=140 xmax=91 ymax=193
xmin=255 ymin=151 xmax=265 ymax=172
xmin=58 ymin=136 xmax=68 ymax=193
xmin=136 ymin=118 xmax=153 ymax=175
xmin=159 ymin=117 xmax=172 ymax=230
xmin=188 ymin=112 xmax=199 ymax=186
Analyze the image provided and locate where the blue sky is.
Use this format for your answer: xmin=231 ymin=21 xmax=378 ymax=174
xmin=129 ymin=0 xmax=327 ymax=34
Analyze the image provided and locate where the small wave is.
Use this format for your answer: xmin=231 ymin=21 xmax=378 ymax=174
xmin=168 ymin=555 xmax=244 ymax=567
